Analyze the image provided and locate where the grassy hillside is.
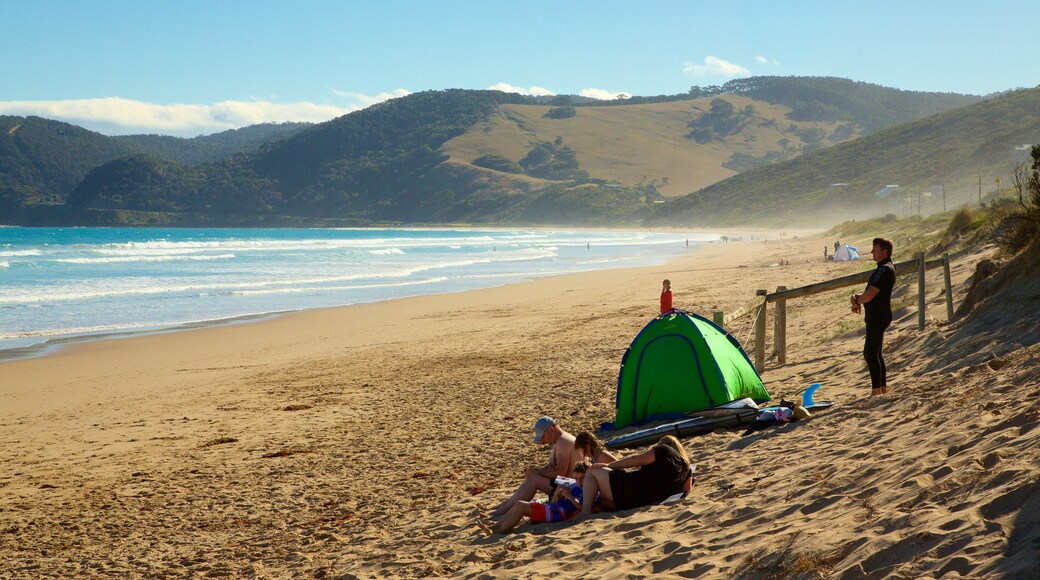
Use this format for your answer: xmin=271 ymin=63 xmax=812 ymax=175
xmin=653 ymin=87 xmax=1040 ymax=227
xmin=445 ymin=77 xmax=979 ymax=199
xmin=445 ymin=96 xmax=852 ymax=197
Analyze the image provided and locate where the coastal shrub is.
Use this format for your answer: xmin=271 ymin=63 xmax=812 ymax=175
xmin=472 ymin=154 xmax=522 ymax=174
xmin=544 ymin=105 xmax=576 ymax=119
xmin=948 ymin=206 xmax=973 ymax=234
xmin=992 ymin=145 xmax=1040 ymax=254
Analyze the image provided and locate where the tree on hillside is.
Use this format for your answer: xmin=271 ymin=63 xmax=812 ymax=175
xmin=519 ymin=138 xmax=587 ymax=180
xmin=544 ymin=105 xmax=577 ymax=119
xmin=686 ymin=98 xmax=756 ymax=143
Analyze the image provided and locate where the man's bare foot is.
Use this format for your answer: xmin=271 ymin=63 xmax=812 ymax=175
xmin=871 ymin=388 xmax=884 ymax=396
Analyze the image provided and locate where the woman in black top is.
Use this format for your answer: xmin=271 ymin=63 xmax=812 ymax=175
xmin=576 ymin=435 xmax=693 ymax=517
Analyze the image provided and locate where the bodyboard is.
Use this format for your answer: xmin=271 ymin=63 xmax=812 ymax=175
xmin=606 ymin=401 xmax=834 ymax=449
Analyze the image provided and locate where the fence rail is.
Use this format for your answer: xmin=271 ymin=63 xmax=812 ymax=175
xmin=734 ymin=252 xmax=953 ymax=372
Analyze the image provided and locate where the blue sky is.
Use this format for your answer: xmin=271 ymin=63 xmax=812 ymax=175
xmin=1 ymin=0 xmax=1035 ymax=137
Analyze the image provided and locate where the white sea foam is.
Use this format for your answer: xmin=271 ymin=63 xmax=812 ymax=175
xmin=55 ymin=253 xmax=237 ymax=264
xmin=99 ymin=235 xmax=501 ymax=253
xmin=0 ymin=227 xmax=714 ymax=356
xmin=229 ymin=276 xmax=450 ymax=296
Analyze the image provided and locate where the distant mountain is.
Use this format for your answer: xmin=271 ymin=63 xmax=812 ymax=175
xmin=0 ymin=77 xmax=997 ymax=227
xmin=651 ymin=86 xmax=1040 ymax=226
xmin=0 ymin=117 xmax=309 ymax=217
xmin=114 ymin=122 xmax=311 ymax=164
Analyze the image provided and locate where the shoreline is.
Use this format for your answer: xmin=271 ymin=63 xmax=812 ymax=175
xmin=0 ymin=229 xmax=774 ymax=363
xmin=0 ymin=225 xmax=756 ymax=362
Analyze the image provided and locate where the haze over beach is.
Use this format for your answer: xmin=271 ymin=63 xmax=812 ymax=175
xmin=2 ymin=1 xmax=1040 ymax=578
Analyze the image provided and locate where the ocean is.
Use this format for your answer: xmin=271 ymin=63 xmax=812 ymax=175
xmin=0 ymin=227 xmax=719 ymax=358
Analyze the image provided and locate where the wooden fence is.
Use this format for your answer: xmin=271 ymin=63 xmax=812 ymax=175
xmin=715 ymin=252 xmax=954 ymax=373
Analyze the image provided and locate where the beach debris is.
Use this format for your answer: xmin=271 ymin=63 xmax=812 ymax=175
xmin=281 ymin=404 xmax=312 ymax=411
xmin=200 ymin=436 xmax=238 ymax=448
xmin=261 ymin=448 xmax=315 ymax=458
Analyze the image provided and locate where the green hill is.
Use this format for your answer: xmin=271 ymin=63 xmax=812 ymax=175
xmin=651 ymin=87 xmax=1040 ymax=227
xmin=0 ymin=78 xmax=990 ymax=226
xmin=0 ymin=117 xmax=308 ymax=218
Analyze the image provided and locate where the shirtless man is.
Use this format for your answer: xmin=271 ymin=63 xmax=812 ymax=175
xmin=491 ymin=416 xmax=584 ymax=518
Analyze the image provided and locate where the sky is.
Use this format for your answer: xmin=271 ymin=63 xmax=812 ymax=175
xmin=1 ymin=0 xmax=1036 ymax=137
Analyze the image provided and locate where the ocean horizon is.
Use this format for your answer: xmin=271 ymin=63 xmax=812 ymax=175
xmin=0 ymin=227 xmax=725 ymax=359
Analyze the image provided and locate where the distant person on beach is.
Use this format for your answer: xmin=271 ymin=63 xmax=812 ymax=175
xmin=824 ymin=246 xmax=829 ymax=261
xmin=575 ymin=431 xmax=619 ymax=465
xmin=486 ymin=461 xmax=593 ymax=534
xmin=491 ymin=416 xmax=583 ymax=518
xmin=660 ymin=279 xmax=673 ymax=314
xmin=575 ymin=435 xmax=693 ymax=519
xmin=851 ymin=237 xmax=896 ymax=396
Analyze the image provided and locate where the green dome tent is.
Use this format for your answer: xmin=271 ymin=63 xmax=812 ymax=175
xmin=610 ymin=310 xmax=770 ymax=429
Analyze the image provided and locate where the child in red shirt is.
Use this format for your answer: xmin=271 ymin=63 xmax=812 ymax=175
xmin=660 ymin=279 xmax=673 ymax=314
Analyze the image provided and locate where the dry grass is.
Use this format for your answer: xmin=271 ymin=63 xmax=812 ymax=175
xmin=444 ymin=96 xmax=854 ymax=197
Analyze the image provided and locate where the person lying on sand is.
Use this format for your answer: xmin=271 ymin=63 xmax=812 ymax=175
xmin=575 ymin=431 xmax=619 ymax=465
xmin=491 ymin=416 xmax=584 ymax=518
xmin=574 ymin=435 xmax=693 ymax=519
xmin=485 ymin=461 xmax=594 ymax=534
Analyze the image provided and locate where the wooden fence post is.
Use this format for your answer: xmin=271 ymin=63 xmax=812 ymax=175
xmin=917 ymin=252 xmax=926 ymax=330
xmin=713 ymin=311 xmax=725 ymax=329
xmin=754 ymin=289 xmax=767 ymax=373
xmin=942 ymin=253 xmax=954 ymax=321
xmin=775 ymin=286 xmax=787 ymax=365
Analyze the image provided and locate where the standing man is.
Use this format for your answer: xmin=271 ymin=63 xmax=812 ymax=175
xmin=851 ymin=238 xmax=896 ymax=396
xmin=491 ymin=416 xmax=582 ymax=518
xmin=660 ymin=279 xmax=673 ymax=314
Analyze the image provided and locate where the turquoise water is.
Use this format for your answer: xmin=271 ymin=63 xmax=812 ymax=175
xmin=0 ymin=227 xmax=718 ymax=357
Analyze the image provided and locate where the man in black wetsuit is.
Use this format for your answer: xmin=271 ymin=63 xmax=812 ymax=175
xmin=851 ymin=238 xmax=896 ymax=396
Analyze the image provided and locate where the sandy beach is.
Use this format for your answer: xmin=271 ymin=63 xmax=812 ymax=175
xmin=2 ymin=232 xmax=1038 ymax=578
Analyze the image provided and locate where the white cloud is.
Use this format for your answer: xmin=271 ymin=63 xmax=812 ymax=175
xmin=0 ymin=88 xmax=413 ymax=137
xmin=579 ymin=88 xmax=628 ymax=100
xmin=682 ymin=56 xmax=750 ymax=77
xmin=0 ymin=97 xmax=357 ymax=137
xmin=329 ymin=88 xmax=411 ymax=107
xmin=754 ymin=55 xmax=768 ymax=64
xmin=487 ymin=83 xmax=555 ymax=96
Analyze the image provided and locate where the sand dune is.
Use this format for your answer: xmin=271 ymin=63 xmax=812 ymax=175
xmin=1 ymin=233 xmax=1037 ymax=578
